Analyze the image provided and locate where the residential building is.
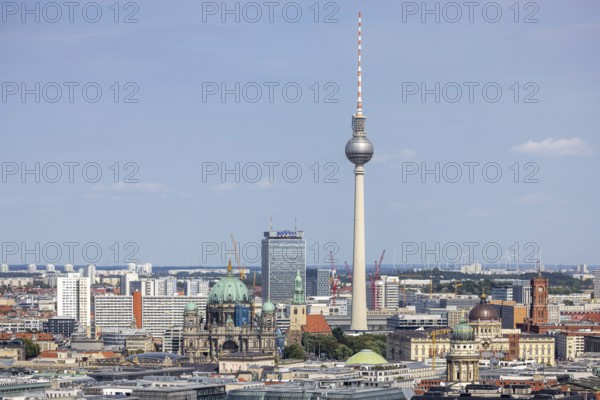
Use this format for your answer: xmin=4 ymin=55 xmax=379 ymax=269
xmin=95 ymin=294 xmax=208 ymax=338
xmin=120 ymin=271 xmax=138 ymax=296
xmin=95 ymin=295 xmax=134 ymax=330
xmin=44 ymin=316 xmax=77 ymax=337
xmin=57 ymin=273 xmax=91 ymax=327
xmin=185 ymin=279 xmax=209 ymax=296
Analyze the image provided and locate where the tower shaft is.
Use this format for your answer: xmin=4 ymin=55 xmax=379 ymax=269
xmin=350 ymin=165 xmax=367 ymax=330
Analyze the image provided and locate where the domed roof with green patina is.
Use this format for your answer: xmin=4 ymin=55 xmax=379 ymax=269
xmin=208 ymin=260 xmax=251 ymax=305
xmin=345 ymin=349 xmax=387 ymax=365
xmin=451 ymin=320 xmax=475 ymax=341
xmin=184 ymin=301 xmax=198 ymax=312
xmin=262 ymin=299 xmax=275 ymax=313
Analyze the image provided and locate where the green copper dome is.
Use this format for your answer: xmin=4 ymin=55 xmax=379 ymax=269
xmin=262 ymin=299 xmax=275 ymax=313
xmin=452 ymin=320 xmax=475 ymax=341
xmin=208 ymin=261 xmax=251 ymax=305
xmin=345 ymin=349 xmax=387 ymax=365
xmin=184 ymin=301 xmax=198 ymax=312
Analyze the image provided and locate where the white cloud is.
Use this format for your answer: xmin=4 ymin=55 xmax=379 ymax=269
xmin=516 ymin=192 xmax=554 ymax=205
xmin=91 ymin=182 xmax=171 ymax=194
xmin=255 ymin=180 xmax=275 ymax=190
xmin=372 ymin=149 xmax=416 ymax=164
xmin=211 ymin=182 xmax=238 ymax=193
xmin=511 ymin=137 xmax=591 ymax=156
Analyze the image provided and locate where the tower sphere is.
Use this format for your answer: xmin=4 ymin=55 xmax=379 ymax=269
xmin=345 ymin=135 xmax=374 ymax=165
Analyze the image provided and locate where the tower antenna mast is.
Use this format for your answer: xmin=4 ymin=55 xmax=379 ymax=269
xmin=357 ymin=11 xmax=363 ymax=115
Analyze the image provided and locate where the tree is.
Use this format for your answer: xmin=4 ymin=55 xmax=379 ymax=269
xmin=333 ymin=344 xmax=353 ymax=361
xmin=21 ymin=339 xmax=40 ymax=359
xmin=332 ymin=327 xmax=344 ymax=342
xmin=563 ymin=300 xmax=574 ymax=306
xmin=283 ymin=344 xmax=305 ymax=360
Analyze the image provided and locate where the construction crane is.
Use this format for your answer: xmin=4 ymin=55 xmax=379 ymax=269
xmin=369 ymin=250 xmax=385 ymax=310
xmin=344 ymin=261 xmax=353 ymax=285
xmin=230 ymin=234 xmax=245 ymax=280
xmin=329 ymin=251 xmax=341 ymax=305
xmin=454 ymin=282 xmax=463 ymax=295
xmin=429 ymin=328 xmax=451 ymax=370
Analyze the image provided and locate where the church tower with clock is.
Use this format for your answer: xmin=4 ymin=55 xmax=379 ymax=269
xmin=530 ymin=268 xmax=549 ymax=325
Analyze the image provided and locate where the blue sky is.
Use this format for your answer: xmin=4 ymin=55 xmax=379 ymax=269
xmin=1 ymin=0 xmax=599 ymax=267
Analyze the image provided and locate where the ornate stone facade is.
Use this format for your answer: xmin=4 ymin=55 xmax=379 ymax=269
xmin=446 ymin=321 xmax=479 ymax=383
xmin=387 ymin=291 xmax=555 ymax=366
xmin=182 ymin=262 xmax=277 ymax=363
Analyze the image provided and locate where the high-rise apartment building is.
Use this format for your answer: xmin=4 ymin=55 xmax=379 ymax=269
xmin=94 ymin=294 xmax=207 ymax=338
xmin=94 ymin=295 xmax=134 ymax=329
xmin=367 ymin=275 xmax=399 ymax=310
xmin=594 ymin=270 xmax=600 ymax=299
xmin=306 ymin=268 xmax=330 ymax=297
xmin=82 ymin=264 xmax=96 ymax=284
xmin=154 ymin=276 xmax=178 ymax=296
xmin=57 ymin=273 xmax=91 ymax=327
xmin=384 ymin=276 xmax=400 ymax=309
xmin=130 ymin=277 xmax=178 ymax=296
xmin=261 ymin=230 xmax=306 ymax=303
xmin=120 ymin=271 xmax=138 ymax=296
xmin=130 ymin=279 xmax=155 ymax=296
xmin=185 ymin=279 xmax=209 ymax=296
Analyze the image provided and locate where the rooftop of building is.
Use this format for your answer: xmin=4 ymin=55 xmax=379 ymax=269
xmin=302 ymin=314 xmax=332 ymax=334
xmin=345 ymin=349 xmax=388 ymax=365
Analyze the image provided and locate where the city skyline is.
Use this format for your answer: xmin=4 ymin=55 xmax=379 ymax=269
xmin=2 ymin=1 xmax=599 ymax=266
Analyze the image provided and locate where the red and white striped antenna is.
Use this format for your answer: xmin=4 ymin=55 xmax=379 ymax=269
xmin=357 ymin=11 xmax=363 ymax=115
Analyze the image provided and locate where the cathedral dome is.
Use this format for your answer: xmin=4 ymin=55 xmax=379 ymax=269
xmin=451 ymin=321 xmax=475 ymax=341
xmin=208 ymin=261 xmax=251 ymax=305
xmin=184 ymin=302 xmax=198 ymax=312
xmin=468 ymin=293 xmax=499 ymax=321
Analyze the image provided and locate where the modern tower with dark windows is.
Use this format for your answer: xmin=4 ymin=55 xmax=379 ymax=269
xmin=306 ymin=267 xmax=330 ymax=297
xmin=261 ymin=230 xmax=306 ymax=303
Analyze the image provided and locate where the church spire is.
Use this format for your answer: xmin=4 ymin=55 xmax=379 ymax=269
xmin=292 ymin=269 xmax=304 ymax=305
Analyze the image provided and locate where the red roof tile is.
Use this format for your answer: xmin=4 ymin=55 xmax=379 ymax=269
xmin=302 ymin=314 xmax=332 ymax=334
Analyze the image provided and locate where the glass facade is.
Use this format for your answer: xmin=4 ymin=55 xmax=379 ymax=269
xmin=306 ymin=268 xmax=330 ymax=297
xmin=261 ymin=231 xmax=306 ymax=303
xmin=234 ymin=304 xmax=250 ymax=327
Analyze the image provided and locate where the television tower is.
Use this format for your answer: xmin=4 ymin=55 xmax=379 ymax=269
xmin=346 ymin=11 xmax=374 ymax=331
